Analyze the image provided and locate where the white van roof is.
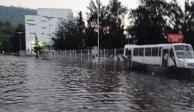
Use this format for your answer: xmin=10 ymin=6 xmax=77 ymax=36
xmin=124 ymin=43 xmax=191 ymax=49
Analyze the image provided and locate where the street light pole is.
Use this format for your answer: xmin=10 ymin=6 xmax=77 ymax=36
xmin=97 ymin=0 xmax=100 ymax=62
xmin=40 ymin=16 xmax=63 ymax=50
xmin=26 ymin=23 xmax=35 ymax=54
xmin=17 ymin=32 xmax=23 ymax=51
xmin=47 ymin=17 xmax=52 ymax=51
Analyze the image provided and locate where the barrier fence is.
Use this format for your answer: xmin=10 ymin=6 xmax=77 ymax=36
xmin=19 ymin=49 xmax=128 ymax=63
xmin=19 ymin=49 xmax=130 ymax=71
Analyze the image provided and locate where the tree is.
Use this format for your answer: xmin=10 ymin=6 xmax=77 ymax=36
xmin=33 ymin=34 xmax=41 ymax=58
xmin=77 ymin=12 xmax=86 ymax=49
xmin=86 ymin=0 xmax=108 ymax=48
xmin=53 ymin=12 xmax=86 ymax=50
xmin=0 ymin=21 xmax=15 ymax=52
xmin=53 ymin=19 xmax=76 ymax=50
xmin=105 ymin=0 xmax=127 ymax=48
xmin=9 ymin=24 xmax=25 ymax=52
xmin=167 ymin=0 xmax=184 ymax=34
xmin=183 ymin=0 xmax=194 ymax=47
xmin=86 ymin=0 xmax=127 ymax=49
xmin=129 ymin=0 xmax=171 ymax=44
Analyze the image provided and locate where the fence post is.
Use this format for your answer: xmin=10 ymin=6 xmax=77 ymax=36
xmin=130 ymin=57 xmax=133 ymax=69
xmin=104 ymin=49 xmax=105 ymax=58
xmin=70 ymin=50 xmax=72 ymax=64
xmin=88 ymin=49 xmax=90 ymax=62
xmin=80 ymin=50 xmax=82 ymax=65
xmin=113 ymin=49 xmax=116 ymax=61
xmin=75 ymin=50 xmax=76 ymax=65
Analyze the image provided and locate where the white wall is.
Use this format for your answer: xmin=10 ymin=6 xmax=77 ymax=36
xmin=38 ymin=8 xmax=73 ymax=19
xmin=25 ymin=8 xmax=73 ymax=53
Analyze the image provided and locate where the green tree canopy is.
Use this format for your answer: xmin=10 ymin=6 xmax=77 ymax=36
xmin=0 ymin=21 xmax=16 ymax=51
xmin=53 ymin=12 xmax=86 ymax=50
xmin=9 ymin=24 xmax=25 ymax=52
xmin=183 ymin=0 xmax=194 ymax=46
xmin=86 ymin=0 xmax=127 ymax=49
xmin=129 ymin=0 xmax=183 ymax=45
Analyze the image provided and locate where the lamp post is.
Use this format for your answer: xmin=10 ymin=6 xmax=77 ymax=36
xmin=17 ymin=32 xmax=23 ymax=51
xmin=26 ymin=23 xmax=35 ymax=54
xmin=40 ymin=15 xmax=63 ymax=50
xmin=46 ymin=17 xmax=52 ymax=51
xmin=97 ymin=0 xmax=100 ymax=62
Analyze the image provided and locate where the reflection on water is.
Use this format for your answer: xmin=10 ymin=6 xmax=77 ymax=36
xmin=0 ymin=56 xmax=194 ymax=112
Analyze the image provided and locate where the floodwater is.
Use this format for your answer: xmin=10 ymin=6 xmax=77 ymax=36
xmin=0 ymin=56 xmax=194 ymax=112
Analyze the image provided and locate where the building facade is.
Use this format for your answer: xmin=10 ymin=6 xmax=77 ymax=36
xmin=25 ymin=8 xmax=73 ymax=53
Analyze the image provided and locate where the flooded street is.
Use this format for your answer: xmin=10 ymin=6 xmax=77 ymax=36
xmin=0 ymin=56 xmax=194 ymax=112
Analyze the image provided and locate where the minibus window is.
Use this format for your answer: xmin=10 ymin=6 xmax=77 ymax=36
xmin=174 ymin=45 xmax=194 ymax=59
xmin=159 ymin=47 xmax=162 ymax=56
xmin=139 ymin=48 xmax=144 ymax=56
xmin=145 ymin=48 xmax=151 ymax=56
xmin=174 ymin=45 xmax=184 ymax=51
xmin=152 ymin=48 xmax=158 ymax=56
xmin=134 ymin=48 xmax=139 ymax=56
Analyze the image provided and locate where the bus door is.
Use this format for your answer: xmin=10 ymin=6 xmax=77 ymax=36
xmin=162 ymin=49 xmax=169 ymax=67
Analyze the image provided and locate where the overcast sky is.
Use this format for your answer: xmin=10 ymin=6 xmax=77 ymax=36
xmin=0 ymin=0 xmax=185 ymax=16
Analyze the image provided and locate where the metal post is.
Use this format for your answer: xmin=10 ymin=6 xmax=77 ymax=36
xmin=26 ymin=23 xmax=34 ymax=55
xmin=17 ymin=32 xmax=23 ymax=51
xmin=70 ymin=50 xmax=72 ymax=64
xmin=30 ymin=35 xmax=32 ymax=55
xmin=47 ymin=17 xmax=52 ymax=51
xmin=114 ymin=49 xmax=117 ymax=61
xmin=75 ymin=50 xmax=76 ymax=65
xmin=97 ymin=0 xmax=100 ymax=62
xmin=104 ymin=49 xmax=105 ymax=58
xmin=49 ymin=18 xmax=51 ymax=49
xmin=81 ymin=50 xmax=82 ymax=65
xmin=103 ymin=49 xmax=106 ymax=69
xmin=17 ymin=32 xmax=23 ymax=55
xmin=183 ymin=46 xmax=186 ymax=68
xmin=88 ymin=49 xmax=90 ymax=62
xmin=74 ymin=50 xmax=76 ymax=68
xmin=40 ymin=16 xmax=63 ymax=52
xmin=114 ymin=49 xmax=116 ymax=56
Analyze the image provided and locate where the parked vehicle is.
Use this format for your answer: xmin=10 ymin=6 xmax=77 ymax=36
xmin=124 ymin=43 xmax=194 ymax=69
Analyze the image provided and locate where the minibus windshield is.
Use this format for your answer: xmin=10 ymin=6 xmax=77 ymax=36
xmin=174 ymin=45 xmax=194 ymax=59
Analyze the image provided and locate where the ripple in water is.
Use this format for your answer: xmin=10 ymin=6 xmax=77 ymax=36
xmin=0 ymin=56 xmax=194 ymax=112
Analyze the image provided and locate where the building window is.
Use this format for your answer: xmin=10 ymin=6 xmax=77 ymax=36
xmin=26 ymin=19 xmax=35 ymax=21
xmin=41 ymin=20 xmax=47 ymax=22
xmin=26 ymin=23 xmax=36 ymax=26
xmin=42 ymin=27 xmax=47 ymax=29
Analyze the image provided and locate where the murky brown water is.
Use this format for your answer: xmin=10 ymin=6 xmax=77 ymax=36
xmin=0 ymin=56 xmax=194 ymax=112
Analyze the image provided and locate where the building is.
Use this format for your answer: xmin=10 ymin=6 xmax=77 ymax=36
xmin=25 ymin=8 xmax=73 ymax=53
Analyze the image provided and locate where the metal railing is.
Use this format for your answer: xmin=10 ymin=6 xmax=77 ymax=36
xmin=37 ymin=48 xmax=125 ymax=62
